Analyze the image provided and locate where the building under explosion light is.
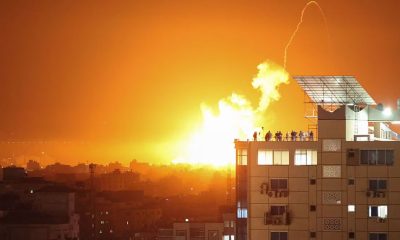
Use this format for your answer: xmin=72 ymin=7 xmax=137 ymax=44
xmin=235 ymin=76 xmax=400 ymax=240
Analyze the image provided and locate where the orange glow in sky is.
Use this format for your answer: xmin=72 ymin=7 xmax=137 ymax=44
xmin=0 ymin=1 xmax=399 ymax=165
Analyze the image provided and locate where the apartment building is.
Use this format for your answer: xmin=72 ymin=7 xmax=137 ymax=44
xmin=235 ymin=76 xmax=400 ymax=240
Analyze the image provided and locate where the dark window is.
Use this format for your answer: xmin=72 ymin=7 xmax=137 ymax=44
xmin=370 ymin=206 xmax=378 ymax=217
xmin=190 ymin=228 xmax=205 ymax=238
xmin=349 ymin=232 xmax=355 ymax=239
xmin=271 ymin=179 xmax=288 ymax=190
xmin=369 ymin=233 xmax=387 ymax=240
xmin=271 ymin=232 xmax=288 ymax=240
xmin=369 ymin=150 xmax=378 ymax=164
xmin=386 ymin=151 xmax=394 ymax=165
xmin=310 ymin=232 xmax=316 ymax=238
xmin=377 ymin=150 xmax=386 ymax=164
xmin=270 ymin=206 xmax=286 ymax=216
xmin=361 ymin=150 xmax=369 ymax=164
xmin=310 ymin=179 xmax=316 ymax=185
xmin=310 ymin=205 xmax=316 ymax=211
xmin=369 ymin=180 xmax=387 ymax=190
xmin=176 ymin=230 xmax=187 ymax=237
xmin=360 ymin=150 xmax=394 ymax=165
xmin=348 ymin=179 xmax=355 ymax=185
xmin=208 ymin=230 xmax=218 ymax=240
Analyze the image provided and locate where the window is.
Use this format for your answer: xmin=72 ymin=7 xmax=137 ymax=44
xmin=271 ymin=232 xmax=288 ymax=240
xmin=223 ymin=235 xmax=234 ymax=240
xmin=310 ymin=179 xmax=316 ymax=185
xmin=369 ymin=180 xmax=387 ymax=190
xmin=208 ymin=231 xmax=219 ymax=240
xmin=224 ymin=220 xmax=234 ymax=228
xmin=360 ymin=150 xmax=394 ymax=165
xmin=369 ymin=233 xmax=387 ymax=240
xmin=258 ymin=150 xmax=273 ymax=165
xmin=295 ymin=149 xmax=317 ymax=165
xmin=273 ymin=151 xmax=289 ymax=165
xmin=348 ymin=205 xmax=355 ymax=212
xmin=270 ymin=179 xmax=288 ymax=190
xmin=237 ymin=208 xmax=247 ymax=219
xmin=348 ymin=179 xmax=355 ymax=185
xmin=349 ymin=232 xmax=355 ymax=239
xmin=270 ymin=206 xmax=286 ymax=216
xmin=369 ymin=206 xmax=387 ymax=218
xmin=323 ymin=166 xmax=341 ymax=178
xmin=190 ymin=228 xmax=205 ymax=238
xmin=237 ymin=149 xmax=247 ymax=165
xmin=310 ymin=232 xmax=316 ymax=238
xmin=258 ymin=150 xmax=289 ymax=165
xmin=310 ymin=205 xmax=316 ymax=211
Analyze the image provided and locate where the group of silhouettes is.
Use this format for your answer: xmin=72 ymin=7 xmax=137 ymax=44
xmin=253 ymin=130 xmax=314 ymax=142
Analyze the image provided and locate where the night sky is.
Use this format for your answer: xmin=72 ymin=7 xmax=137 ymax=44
xmin=1 ymin=0 xmax=399 ymax=164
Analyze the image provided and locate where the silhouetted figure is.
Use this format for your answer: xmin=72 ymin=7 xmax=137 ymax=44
xmin=291 ymin=130 xmax=297 ymax=141
xmin=299 ymin=131 xmax=304 ymax=141
xmin=309 ymin=131 xmax=314 ymax=141
xmin=253 ymin=131 xmax=257 ymax=141
xmin=285 ymin=132 xmax=289 ymax=141
xmin=265 ymin=131 xmax=272 ymax=141
xmin=277 ymin=131 xmax=283 ymax=141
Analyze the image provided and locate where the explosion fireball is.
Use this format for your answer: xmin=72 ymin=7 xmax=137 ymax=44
xmin=173 ymin=1 xmax=327 ymax=167
xmin=173 ymin=61 xmax=289 ymax=167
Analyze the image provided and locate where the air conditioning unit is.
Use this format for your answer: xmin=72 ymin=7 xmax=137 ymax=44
xmin=377 ymin=191 xmax=386 ymax=198
xmin=279 ymin=190 xmax=289 ymax=197
xmin=267 ymin=191 xmax=275 ymax=197
xmin=273 ymin=218 xmax=281 ymax=225
xmin=260 ymin=183 xmax=269 ymax=194
xmin=377 ymin=218 xmax=386 ymax=223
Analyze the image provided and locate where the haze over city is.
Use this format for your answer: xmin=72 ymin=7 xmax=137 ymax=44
xmin=1 ymin=0 xmax=399 ymax=166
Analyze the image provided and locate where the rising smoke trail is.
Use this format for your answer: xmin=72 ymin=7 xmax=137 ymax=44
xmin=283 ymin=1 xmax=329 ymax=69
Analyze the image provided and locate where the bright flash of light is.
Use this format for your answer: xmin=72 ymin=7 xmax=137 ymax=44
xmin=383 ymin=107 xmax=392 ymax=117
xmin=173 ymin=61 xmax=289 ymax=167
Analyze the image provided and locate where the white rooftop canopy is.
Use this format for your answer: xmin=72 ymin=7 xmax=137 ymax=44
xmin=293 ymin=76 xmax=376 ymax=106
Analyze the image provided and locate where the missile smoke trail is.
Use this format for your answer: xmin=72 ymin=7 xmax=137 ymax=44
xmin=283 ymin=1 xmax=329 ymax=69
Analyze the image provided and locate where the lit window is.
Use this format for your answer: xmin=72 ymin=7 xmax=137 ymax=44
xmin=237 ymin=208 xmax=247 ymax=218
xmin=237 ymin=149 xmax=248 ymax=165
xmin=369 ymin=206 xmax=387 ymax=218
xmin=223 ymin=235 xmax=235 ymax=240
xmin=295 ymin=150 xmax=317 ymax=165
xmin=273 ymin=151 xmax=289 ymax=165
xmin=258 ymin=150 xmax=289 ymax=165
xmin=348 ymin=205 xmax=355 ymax=212
xmin=258 ymin=150 xmax=273 ymax=165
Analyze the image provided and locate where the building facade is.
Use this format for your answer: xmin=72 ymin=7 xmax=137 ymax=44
xmin=235 ymin=76 xmax=400 ymax=240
